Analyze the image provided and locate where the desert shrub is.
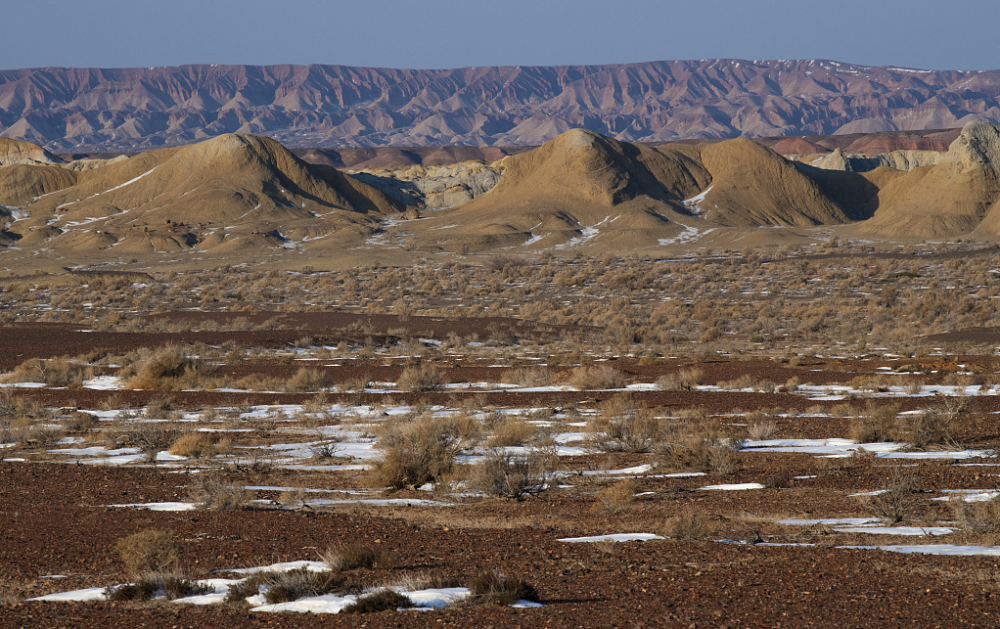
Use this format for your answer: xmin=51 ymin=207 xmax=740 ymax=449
xmin=662 ymin=510 xmax=716 ymax=541
xmin=485 ymin=416 xmax=538 ymax=447
xmin=285 ymin=367 xmax=331 ymax=392
xmin=952 ymin=496 xmax=1000 ymax=534
xmin=114 ymin=530 xmax=180 ymax=575
xmin=656 ymin=422 xmax=742 ymax=474
xmin=338 ymin=373 xmax=372 ymax=392
xmin=188 ymin=475 xmax=251 ymax=510
xmin=467 ymin=570 xmax=539 ymax=606
xmin=588 ymin=395 xmax=659 ymax=453
xmin=501 ymin=367 xmax=551 ymax=387
xmin=234 ymin=569 xmax=345 ymax=605
xmin=566 ymin=365 xmax=625 ymax=390
xmin=113 ymin=419 xmax=176 ymax=460
xmin=307 ymin=440 xmax=342 ymax=461
xmin=863 ymin=467 xmax=923 ymax=524
xmin=894 ymin=408 xmax=960 ymax=450
xmin=595 ymin=478 xmax=638 ymax=514
xmin=321 ymin=544 xmax=395 ymax=571
xmin=484 ymin=254 xmax=528 ymax=272
xmin=104 ymin=580 xmax=157 ymax=601
xmin=106 ymin=573 xmax=210 ymax=601
xmin=66 ymin=410 xmax=98 ymax=432
xmin=0 ymin=357 xmax=90 ymax=388
xmin=121 ymin=346 xmax=216 ymax=390
xmin=655 ymin=368 xmax=703 ymax=391
xmin=850 ymin=402 xmax=900 ymax=443
xmin=468 ymin=448 xmax=551 ymax=500
xmin=397 ymin=363 xmax=445 ymax=392
xmin=168 ymin=432 xmax=216 ymax=458
xmin=369 ymin=415 xmax=464 ymax=489
xmin=746 ymin=414 xmax=778 ymax=441
xmin=344 ymin=589 xmax=413 ymax=613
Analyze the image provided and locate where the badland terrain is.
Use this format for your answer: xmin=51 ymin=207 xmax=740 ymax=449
xmin=5 ymin=60 xmax=1000 ymax=629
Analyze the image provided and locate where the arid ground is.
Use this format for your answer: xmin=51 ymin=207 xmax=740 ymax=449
xmin=3 ymin=245 xmax=1000 ymax=627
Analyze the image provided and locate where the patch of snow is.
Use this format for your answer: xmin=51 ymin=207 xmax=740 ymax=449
xmin=699 ymin=482 xmax=766 ymax=491
xmin=557 ymin=533 xmax=665 ymax=543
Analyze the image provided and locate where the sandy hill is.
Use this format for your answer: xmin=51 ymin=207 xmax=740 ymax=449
xmin=408 ymin=129 xmax=713 ymax=251
xmin=850 ymin=122 xmax=1000 ymax=238
xmin=2 ymin=61 xmax=998 ymax=152
xmin=8 ymin=133 xmax=403 ymax=253
xmin=0 ymin=164 xmax=77 ymax=207
xmin=0 ymin=137 xmax=63 ymax=166
xmin=405 ymin=129 xmax=882 ymax=252
xmin=695 ymin=139 xmax=858 ymax=227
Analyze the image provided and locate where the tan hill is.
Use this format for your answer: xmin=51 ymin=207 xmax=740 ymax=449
xmin=7 ymin=133 xmax=403 ymax=254
xmin=851 ymin=122 xmax=1000 ymax=238
xmin=0 ymin=164 xmax=76 ymax=207
xmin=2 ymin=61 xmax=999 ymax=152
xmin=405 ymin=129 xmax=883 ymax=252
xmin=0 ymin=137 xmax=63 ymax=166
xmin=408 ymin=129 xmax=713 ymax=251
xmin=695 ymin=139 xmax=857 ymax=227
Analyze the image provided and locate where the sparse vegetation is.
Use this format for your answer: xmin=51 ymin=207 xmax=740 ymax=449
xmin=467 ymin=570 xmax=539 ymax=606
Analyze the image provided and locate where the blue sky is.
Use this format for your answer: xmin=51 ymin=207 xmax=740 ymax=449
xmin=8 ymin=0 xmax=999 ymax=71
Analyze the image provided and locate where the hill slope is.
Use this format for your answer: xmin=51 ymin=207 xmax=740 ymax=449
xmin=2 ymin=60 xmax=999 ymax=151
xmin=7 ymin=133 xmax=403 ymax=253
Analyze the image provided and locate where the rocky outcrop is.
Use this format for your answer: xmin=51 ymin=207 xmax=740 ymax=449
xmin=2 ymin=60 xmax=999 ymax=152
xmin=814 ymin=147 xmax=950 ymax=172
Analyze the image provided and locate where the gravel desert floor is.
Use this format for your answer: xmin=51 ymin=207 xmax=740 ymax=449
xmin=4 ymin=249 xmax=1000 ymax=627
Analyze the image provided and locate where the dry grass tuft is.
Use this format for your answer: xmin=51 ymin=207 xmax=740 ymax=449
xmin=397 ymin=363 xmax=445 ymax=392
xmin=594 ymin=478 xmax=638 ymax=514
xmin=320 ymin=544 xmax=395 ymax=571
xmin=566 ymin=365 xmax=625 ymax=390
xmin=188 ymin=475 xmax=252 ymax=510
xmin=114 ymin=530 xmax=180 ymax=576
xmin=467 ymin=570 xmax=539 ymax=606
xmin=663 ymin=510 xmax=717 ymax=541
xmin=343 ymin=589 xmax=413 ymax=613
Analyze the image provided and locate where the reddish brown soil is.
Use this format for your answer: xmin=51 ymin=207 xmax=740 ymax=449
xmin=3 ymin=462 xmax=1000 ymax=628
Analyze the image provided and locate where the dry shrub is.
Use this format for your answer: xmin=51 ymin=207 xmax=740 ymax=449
xmin=106 ymin=573 xmax=209 ymax=602
xmin=486 ymin=416 xmax=537 ymax=447
xmin=655 ymin=368 xmax=703 ymax=391
xmin=321 ymin=544 xmax=395 ymax=571
xmin=952 ymin=497 xmax=1000 ymax=535
xmin=850 ymin=402 xmax=900 ymax=443
xmin=566 ymin=365 xmax=625 ymax=390
xmin=746 ymin=411 xmax=778 ymax=441
xmin=894 ymin=408 xmax=960 ymax=450
xmin=121 ymin=347 xmax=215 ymax=390
xmin=501 ymin=367 xmax=551 ymax=387
xmin=468 ymin=448 xmax=551 ymax=500
xmin=104 ymin=580 xmax=157 ymax=601
xmin=595 ymin=478 xmax=638 ymax=514
xmin=1 ymin=357 xmax=91 ymax=388
xmin=188 ymin=475 xmax=251 ymax=510
xmin=236 ymin=569 xmax=345 ymax=605
xmin=656 ymin=421 xmax=742 ymax=474
xmin=338 ymin=373 xmax=372 ymax=392
xmin=863 ymin=467 xmax=923 ymax=524
xmin=66 ymin=410 xmax=98 ymax=432
xmin=285 ymin=367 xmax=331 ymax=392
xmin=113 ymin=419 xmax=176 ymax=461
xmin=114 ymin=530 xmax=180 ymax=576
xmin=663 ymin=510 xmax=717 ymax=541
xmin=467 ymin=570 xmax=539 ymax=606
xmin=588 ymin=395 xmax=658 ymax=453
xmin=343 ymin=589 xmax=413 ymax=613
xmin=397 ymin=363 xmax=445 ymax=392
xmin=369 ymin=415 xmax=464 ymax=489
xmin=168 ymin=432 xmax=215 ymax=458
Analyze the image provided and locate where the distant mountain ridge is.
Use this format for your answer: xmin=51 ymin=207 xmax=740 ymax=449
xmin=2 ymin=59 xmax=999 ymax=152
